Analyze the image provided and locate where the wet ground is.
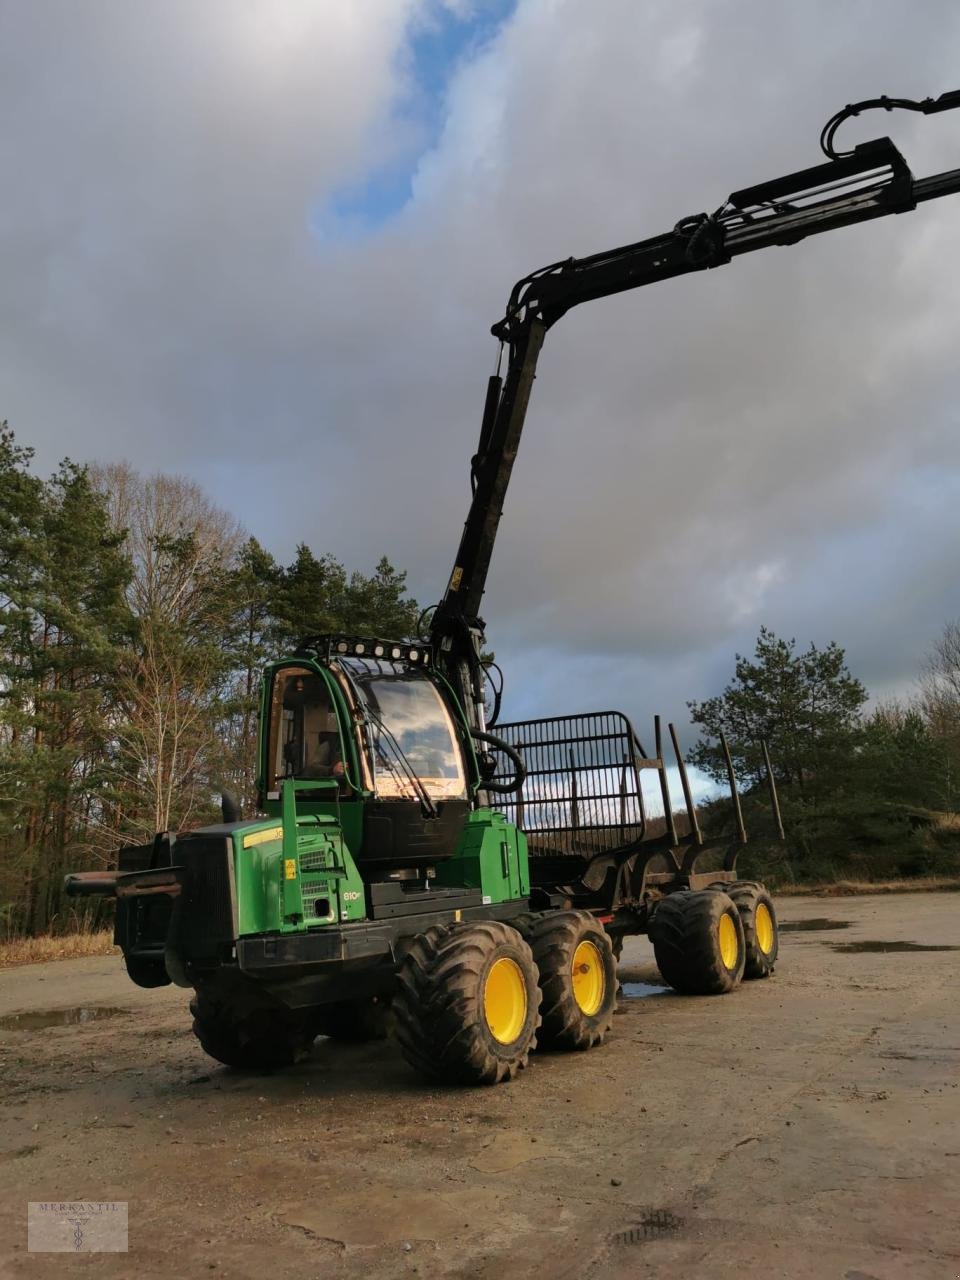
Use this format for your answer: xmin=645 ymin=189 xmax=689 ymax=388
xmin=1 ymin=892 xmax=958 ymax=1279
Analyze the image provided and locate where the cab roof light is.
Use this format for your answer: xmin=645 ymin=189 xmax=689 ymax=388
xmin=294 ymin=634 xmax=432 ymax=664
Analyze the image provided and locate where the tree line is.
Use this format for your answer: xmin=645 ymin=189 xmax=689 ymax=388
xmin=3 ymin=420 xmax=959 ymax=935
xmin=0 ymin=425 xmax=420 ymax=938
xmin=689 ymin=626 xmax=960 ymax=884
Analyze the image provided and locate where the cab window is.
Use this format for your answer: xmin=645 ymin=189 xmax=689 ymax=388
xmin=267 ymin=667 xmax=345 ymax=790
xmin=340 ymin=659 xmax=467 ymax=801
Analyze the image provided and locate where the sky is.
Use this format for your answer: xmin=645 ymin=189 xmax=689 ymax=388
xmin=3 ymin=0 xmax=960 ymax=790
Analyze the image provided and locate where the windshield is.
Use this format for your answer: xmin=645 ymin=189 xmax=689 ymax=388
xmin=340 ymin=659 xmax=467 ymax=801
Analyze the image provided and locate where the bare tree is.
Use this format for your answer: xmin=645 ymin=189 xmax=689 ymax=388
xmin=93 ymin=462 xmax=243 ymax=618
xmin=920 ymin=620 xmax=960 ymax=809
xmin=90 ymin=465 xmax=246 ymax=843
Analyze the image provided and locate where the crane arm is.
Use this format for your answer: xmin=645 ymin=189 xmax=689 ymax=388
xmin=430 ymin=93 xmax=960 ymax=729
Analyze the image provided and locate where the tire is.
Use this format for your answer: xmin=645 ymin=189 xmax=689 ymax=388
xmin=649 ymin=890 xmax=746 ymax=995
xmin=125 ymin=956 xmax=170 ymax=988
xmin=314 ymin=997 xmax=390 ymax=1042
xmin=726 ymin=881 xmax=778 ymax=979
xmin=190 ymin=994 xmax=314 ymax=1070
xmin=525 ymin=911 xmax=617 ymax=1051
xmin=393 ymin=920 xmax=541 ymax=1085
xmin=510 ymin=911 xmax=552 ymax=939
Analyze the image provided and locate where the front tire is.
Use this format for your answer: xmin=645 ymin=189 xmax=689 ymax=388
xmin=190 ymin=994 xmax=315 ymax=1070
xmin=521 ymin=911 xmax=617 ymax=1051
xmin=393 ymin=920 xmax=541 ymax=1085
xmin=649 ymin=890 xmax=745 ymax=995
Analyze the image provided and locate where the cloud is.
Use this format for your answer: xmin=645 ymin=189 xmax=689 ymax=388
xmin=3 ymin=0 xmax=960 ymax=737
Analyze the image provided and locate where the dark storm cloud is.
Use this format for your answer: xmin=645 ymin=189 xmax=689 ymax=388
xmin=3 ymin=0 xmax=960 ymax=739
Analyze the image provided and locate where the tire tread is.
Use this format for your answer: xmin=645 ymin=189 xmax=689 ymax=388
xmin=393 ymin=920 xmax=540 ymax=1085
xmin=649 ymin=890 xmax=745 ymax=995
xmin=526 ymin=911 xmax=617 ymax=1051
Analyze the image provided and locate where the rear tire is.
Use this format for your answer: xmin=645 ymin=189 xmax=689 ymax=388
xmin=190 ymin=994 xmax=314 ymax=1070
xmin=125 ymin=956 xmax=170 ymax=988
xmin=314 ymin=997 xmax=390 ymax=1042
xmin=393 ymin=920 xmax=540 ymax=1085
xmin=524 ymin=911 xmax=617 ymax=1051
xmin=726 ymin=881 xmax=778 ymax=979
xmin=649 ymin=890 xmax=745 ymax=995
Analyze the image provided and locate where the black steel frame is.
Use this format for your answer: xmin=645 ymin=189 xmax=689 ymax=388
xmin=491 ymin=710 xmax=781 ymax=913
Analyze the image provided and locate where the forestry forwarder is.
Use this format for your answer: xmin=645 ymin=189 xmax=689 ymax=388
xmin=67 ymin=90 xmax=960 ymax=1084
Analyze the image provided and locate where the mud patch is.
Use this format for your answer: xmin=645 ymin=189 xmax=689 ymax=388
xmin=613 ymin=1209 xmax=684 ymax=1245
xmin=278 ymin=1188 xmax=517 ymax=1247
xmin=0 ymin=1006 xmax=129 ymax=1032
xmin=831 ymin=940 xmax=960 ymax=954
xmin=780 ymin=918 xmax=851 ymax=932
xmin=467 ymin=1130 xmax=559 ymax=1172
xmin=0 ymin=1144 xmax=40 ymax=1162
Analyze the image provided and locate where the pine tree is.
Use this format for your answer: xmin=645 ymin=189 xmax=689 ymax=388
xmin=342 ymin=556 xmax=421 ymax=638
xmin=218 ymin=537 xmax=282 ymax=809
xmin=688 ymin=626 xmax=867 ymax=792
xmin=0 ymin=431 xmax=131 ymax=934
xmin=267 ymin=544 xmax=347 ymax=650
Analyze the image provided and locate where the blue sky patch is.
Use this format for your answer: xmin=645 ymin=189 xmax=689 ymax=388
xmin=321 ymin=0 xmax=516 ymax=235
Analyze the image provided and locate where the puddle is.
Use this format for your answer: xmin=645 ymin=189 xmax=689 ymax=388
xmin=620 ymin=981 xmax=669 ymax=999
xmin=0 ymin=1006 xmax=129 ymax=1032
xmin=831 ymin=941 xmax=960 ymax=954
xmin=780 ymin=918 xmax=851 ymax=932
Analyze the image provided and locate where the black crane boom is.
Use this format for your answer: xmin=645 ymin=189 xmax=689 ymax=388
xmin=429 ymin=93 xmax=960 ymax=730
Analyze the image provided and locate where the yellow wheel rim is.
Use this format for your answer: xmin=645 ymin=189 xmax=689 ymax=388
xmin=483 ymin=956 xmax=527 ymax=1044
xmin=571 ymin=940 xmax=605 ymax=1016
xmin=755 ymin=902 xmax=775 ymax=955
xmin=718 ymin=912 xmax=739 ymax=971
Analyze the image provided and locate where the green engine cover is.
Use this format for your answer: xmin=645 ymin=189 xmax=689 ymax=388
xmin=233 ymin=781 xmax=366 ymax=936
xmin=233 ymin=779 xmax=530 ymax=938
xmin=434 ymin=808 xmax=530 ymax=903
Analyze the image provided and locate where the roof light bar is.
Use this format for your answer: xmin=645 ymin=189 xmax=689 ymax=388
xmin=294 ymin=634 xmax=431 ymax=666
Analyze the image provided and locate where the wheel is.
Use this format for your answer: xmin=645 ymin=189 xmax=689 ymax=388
xmin=524 ymin=911 xmax=617 ymax=1051
xmin=314 ymin=997 xmax=390 ymax=1042
xmin=393 ymin=920 xmax=541 ymax=1085
xmin=510 ymin=910 xmax=552 ymax=938
xmin=189 ymin=994 xmax=315 ymax=1070
xmin=124 ymin=955 xmax=170 ymax=988
xmin=649 ymin=890 xmax=745 ymax=995
xmin=726 ymin=881 xmax=778 ymax=979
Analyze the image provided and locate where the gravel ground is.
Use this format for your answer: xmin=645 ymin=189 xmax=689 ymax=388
xmin=1 ymin=892 xmax=958 ymax=1280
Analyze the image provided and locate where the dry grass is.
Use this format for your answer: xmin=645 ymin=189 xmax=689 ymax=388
xmin=0 ymin=930 xmax=117 ymax=969
xmin=777 ymin=876 xmax=960 ymax=897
